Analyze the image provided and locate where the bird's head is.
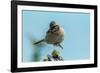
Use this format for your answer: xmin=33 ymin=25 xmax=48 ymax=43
xmin=49 ymin=21 xmax=60 ymax=31
xmin=50 ymin=21 xmax=58 ymax=28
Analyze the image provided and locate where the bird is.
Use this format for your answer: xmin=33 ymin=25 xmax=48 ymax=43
xmin=34 ymin=21 xmax=64 ymax=49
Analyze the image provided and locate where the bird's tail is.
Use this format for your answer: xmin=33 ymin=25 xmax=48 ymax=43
xmin=34 ymin=39 xmax=44 ymax=44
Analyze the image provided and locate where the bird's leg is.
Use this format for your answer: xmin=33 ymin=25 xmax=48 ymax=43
xmin=58 ymin=44 xmax=63 ymax=49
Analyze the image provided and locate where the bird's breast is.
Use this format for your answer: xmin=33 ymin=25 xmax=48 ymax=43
xmin=45 ymin=29 xmax=64 ymax=44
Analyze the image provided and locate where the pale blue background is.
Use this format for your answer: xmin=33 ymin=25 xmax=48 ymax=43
xmin=22 ymin=10 xmax=90 ymax=62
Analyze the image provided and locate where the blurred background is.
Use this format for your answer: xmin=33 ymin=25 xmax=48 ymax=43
xmin=22 ymin=10 xmax=90 ymax=62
